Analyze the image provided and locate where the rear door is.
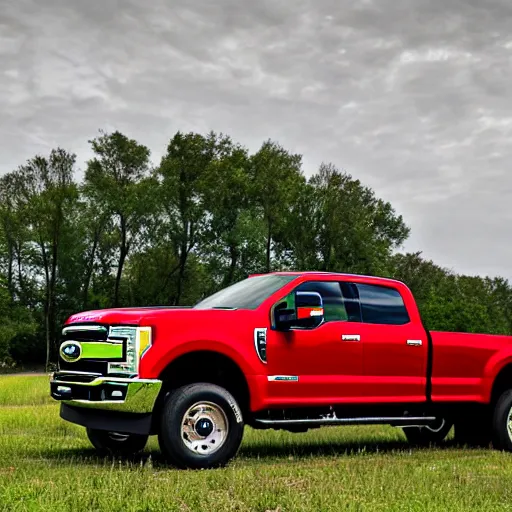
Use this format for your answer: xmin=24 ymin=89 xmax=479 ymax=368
xmin=354 ymin=283 xmax=428 ymax=403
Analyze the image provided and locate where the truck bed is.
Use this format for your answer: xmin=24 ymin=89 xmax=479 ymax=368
xmin=430 ymin=330 xmax=512 ymax=402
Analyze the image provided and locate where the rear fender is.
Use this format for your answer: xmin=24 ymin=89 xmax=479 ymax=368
xmin=483 ymin=350 xmax=512 ymax=402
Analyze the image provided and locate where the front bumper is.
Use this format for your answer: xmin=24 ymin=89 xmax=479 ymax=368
xmin=50 ymin=372 xmax=162 ymax=414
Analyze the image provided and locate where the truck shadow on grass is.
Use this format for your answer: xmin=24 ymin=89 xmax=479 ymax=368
xmin=238 ymin=438 xmax=471 ymax=459
xmin=35 ymin=438 xmax=472 ymax=468
xmin=240 ymin=439 xmax=417 ymax=459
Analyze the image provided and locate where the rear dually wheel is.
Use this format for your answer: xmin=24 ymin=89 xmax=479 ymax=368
xmin=492 ymin=389 xmax=512 ymax=451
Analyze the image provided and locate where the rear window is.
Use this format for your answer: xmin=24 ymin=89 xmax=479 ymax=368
xmin=356 ymin=284 xmax=410 ymax=325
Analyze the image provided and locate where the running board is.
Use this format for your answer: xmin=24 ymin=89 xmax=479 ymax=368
xmin=254 ymin=416 xmax=437 ymax=427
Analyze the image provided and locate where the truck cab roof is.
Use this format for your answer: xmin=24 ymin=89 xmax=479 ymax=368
xmin=250 ymin=271 xmax=406 ymax=288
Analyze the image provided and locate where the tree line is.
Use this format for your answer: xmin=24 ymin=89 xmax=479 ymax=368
xmin=1 ymin=130 xmax=511 ymax=369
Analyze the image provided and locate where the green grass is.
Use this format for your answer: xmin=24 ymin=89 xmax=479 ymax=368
xmin=2 ymin=377 xmax=512 ymax=511
xmin=0 ymin=375 xmax=52 ymax=406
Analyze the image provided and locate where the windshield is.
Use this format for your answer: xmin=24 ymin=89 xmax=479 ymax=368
xmin=194 ymin=274 xmax=297 ymax=310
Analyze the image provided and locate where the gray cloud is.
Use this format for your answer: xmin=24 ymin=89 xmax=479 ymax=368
xmin=1 ymin=0 xmax=512 ymax=278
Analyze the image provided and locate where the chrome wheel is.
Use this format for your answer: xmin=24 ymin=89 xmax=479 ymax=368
xmin=181 ymin=401 xmax=229 ymax=455
xmin=507 ymin=407 xmax=512 ymax=442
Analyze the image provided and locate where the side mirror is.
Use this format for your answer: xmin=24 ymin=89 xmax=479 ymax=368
xmin=274 ymin=291 xmax=324 ymax=331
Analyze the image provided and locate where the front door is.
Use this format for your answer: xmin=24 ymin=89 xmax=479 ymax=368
xmin=266 ymin=280 xmax=364 ymax=407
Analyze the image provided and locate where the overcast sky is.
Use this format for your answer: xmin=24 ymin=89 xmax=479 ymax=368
xmin=2 ymin=0 xmax=512 ymax=279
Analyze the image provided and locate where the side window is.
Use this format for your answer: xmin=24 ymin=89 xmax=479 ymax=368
xmin=356 ymin=284 xmax=410 ymax=325
xmin=296 ymin=281 xmax=347 ymax=322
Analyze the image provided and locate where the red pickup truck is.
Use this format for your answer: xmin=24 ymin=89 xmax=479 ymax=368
xmin=50 ymin=271 xmax=512 ymax=468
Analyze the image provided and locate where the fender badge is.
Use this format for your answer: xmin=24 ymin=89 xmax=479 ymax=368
xmin=268 ymin=375 xmax=299 ymax=382
xmin=254 ymin=328 xmax=267 ymax=364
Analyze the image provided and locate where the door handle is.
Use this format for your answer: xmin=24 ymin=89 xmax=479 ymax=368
xmin=342 ymin=334 xmax=360 ymax=342
xmin=406 ymin=339 xmax=423 ymax=346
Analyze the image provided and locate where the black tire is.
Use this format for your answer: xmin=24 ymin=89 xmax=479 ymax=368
xmin=454 ymin=416 xmax=492 ymax=448
xmin=492 ymin=389 xmax=512 ymax=451
xmin=158 ymin=383 xmax=244 ymax=469
xmin=402 ymin=418 xmax=452 ymax=446
xmin=86 ymin=428 xmax=148 ymax=456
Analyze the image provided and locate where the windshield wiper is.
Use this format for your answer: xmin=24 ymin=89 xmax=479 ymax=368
xmin=211 ymin=306 xmax=238 ymax=310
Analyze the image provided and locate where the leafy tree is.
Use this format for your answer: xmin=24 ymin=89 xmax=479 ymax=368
xmin=0 ymin=280 xmax=37 ymax=367
xmin=250 ymin=141 xmax=304 ymax=273
xmin=287 ymin=164 xmax=409 ymax=275
xmin=84 ymin=131 xmax=154 ymax=307
xmin=390 ymin=252 xmax=450 ymax=307
xmin=201 ymin=141 xmax=268 ymax=288
xmin=14 ymin=149 xmax=78 ymax=368
xmin=0 ymin=172 xmax=34 ymax=305
xmin=390 ymin=252 xmax=512 ymax=335
xmin=0 ymin=129 xmax=511 ymax=369
xmin=156 ymin=131 xmax=235 ymax=304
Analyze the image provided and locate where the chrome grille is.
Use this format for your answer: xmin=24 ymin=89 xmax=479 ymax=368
xmin=62 ymin=324 xmax=108 ymax=341
xmin=58 ymin=324 xmax=139 ymax=377
xmin=60 ymin=324 xmax=109 ymax=374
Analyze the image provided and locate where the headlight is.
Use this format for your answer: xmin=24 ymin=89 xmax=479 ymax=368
xmin=108 ymin=326 xmax=152 ymax=376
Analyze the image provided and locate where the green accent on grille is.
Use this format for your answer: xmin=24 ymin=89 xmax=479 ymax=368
xmin=80 ymin=342 xmax=123 ymax=360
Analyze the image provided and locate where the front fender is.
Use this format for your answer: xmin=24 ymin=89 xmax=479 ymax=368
xmin=141 ymin=337 xmax=259 ymax=379
xmin=139 ymin=337 xmax=268 ymax=412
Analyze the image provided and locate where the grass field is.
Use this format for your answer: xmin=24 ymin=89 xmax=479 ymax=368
xmin=1 ymin=377 xmax=512 ymax=511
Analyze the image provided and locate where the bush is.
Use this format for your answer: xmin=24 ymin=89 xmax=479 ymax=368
xmin=9 ymin=332 xmax=45 ymax=365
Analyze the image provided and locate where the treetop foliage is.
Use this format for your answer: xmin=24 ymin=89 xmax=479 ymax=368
xmin=0 ymin=130 xmax=510 ymax=368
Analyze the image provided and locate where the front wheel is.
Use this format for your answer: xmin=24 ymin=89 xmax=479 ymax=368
xmin=402 ymin=418 xmax=452 ymax=446
xmin=86 ymin=428 xmax=148 ymax=456
xmin=158 ymin=383 xmax=244 ymax=469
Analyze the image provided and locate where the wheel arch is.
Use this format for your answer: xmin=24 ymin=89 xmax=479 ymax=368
xmin=153 ymin=350 xmax=252 ymax=430
xmin=490 ymin=362 xmax=512 ymax=405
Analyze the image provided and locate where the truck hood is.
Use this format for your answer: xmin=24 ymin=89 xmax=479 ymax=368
xmin=65 ymin=306 xmax=244 ymax=326
xmin=66 ymin=306 xmax=195 ymax=325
